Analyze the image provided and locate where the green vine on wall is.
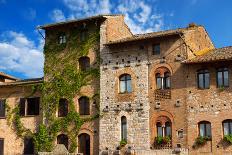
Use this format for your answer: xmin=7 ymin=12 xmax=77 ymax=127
xmin=6 ymin=28 xmax=101 ymax=153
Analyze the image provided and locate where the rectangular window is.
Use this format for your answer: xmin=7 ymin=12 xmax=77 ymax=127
xmin=24 ymin=138 xmax=34 ymax=154
xmin=27 ymin=97 xmax=40 ymax=115
xmin=0 ymin=138 xmax=3 ymax=155
xmin=217 ymin=68 xmax=229 ymax=87
xmin=58 ymin=34 xmax=66 ymax=44
xmin=0 ymin=100 xmax=5 ymax=118
xmin=20 ymin=97 xmax=40 ymax=116
xmin=80 ymin=30 xmax=88 ymax=42
xmin=152 ymin=44 xmax=160 ymax=55
xmin=197 ymin=70 xmax=210 ymax=89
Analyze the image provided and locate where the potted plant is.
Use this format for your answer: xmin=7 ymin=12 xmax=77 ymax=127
xmin=224 ymin=134 xmax=232 ymax=144
xmin=193 ymin=136 xmax=211 ymax=148
xmin=120 ymin=139 xmax=127 ymax=147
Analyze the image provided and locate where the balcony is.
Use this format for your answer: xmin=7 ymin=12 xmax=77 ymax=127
xmin=154 ymin=89 xmax=171 ymax=100
xmin=154 ymin=136 xmax=172 ymax=149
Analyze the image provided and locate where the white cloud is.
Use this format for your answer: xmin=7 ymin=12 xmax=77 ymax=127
xmin=62 ymin=0 xmax=111 ymax=18
xmin=60 ymin=0 xmax=165 ymax=34
xmin=50 ymin=9 xmax=66 ymax=22
xmin=0 ymin=31 xmax=44 ymax=78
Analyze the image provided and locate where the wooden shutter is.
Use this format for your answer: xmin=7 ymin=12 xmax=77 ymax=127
xmin=19 ymin=98 xmax=25 ymax=116
xmin=34 ymin=97 xmax=40 ymax=115
xmin=0 ymin=138 xmax=4 ymax=155
xmin=0 ymin=100 xmax=5 ymax=117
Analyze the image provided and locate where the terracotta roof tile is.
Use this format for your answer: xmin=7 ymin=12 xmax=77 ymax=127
xmin=0 ymin=72 xmax=18 ymax=80
xmin=37 ymin=14 xmax=123 ymax=30
xmin=105 ymin=28 xmax=186 ymax=45
xmin=0 ymin=78 xmax=43 ymax=86
xmin=183 ymin=46 xmax=232 ymax=64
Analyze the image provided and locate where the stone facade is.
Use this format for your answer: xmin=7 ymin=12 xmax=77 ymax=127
xmin=0 ymin=14 xmax=232 ymax=155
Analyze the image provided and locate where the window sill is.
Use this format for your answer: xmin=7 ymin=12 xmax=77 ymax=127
xmin=0 ymin=117 xmax=6 ymax=119
xmin=21 ymin=115 xmax=40 ymax=117
xmin=119 ymin=92 xmax=133 ymax=94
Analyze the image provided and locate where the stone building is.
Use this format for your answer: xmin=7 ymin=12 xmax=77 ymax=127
xmin=0 ymin=14 xmax=232 ymax=155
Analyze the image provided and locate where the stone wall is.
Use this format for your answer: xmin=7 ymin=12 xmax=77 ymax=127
xmin=0 ymin=85 xmax=41 ymax=155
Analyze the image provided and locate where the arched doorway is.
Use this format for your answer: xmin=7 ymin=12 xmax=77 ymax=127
xmin=57 ymin=134 xmax=69 ymax=150
xmin=78 ymin=133 xmax=90 ymax=155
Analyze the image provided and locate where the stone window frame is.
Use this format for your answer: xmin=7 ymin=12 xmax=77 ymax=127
xmin=155 ymin=67 xmax=171 ymax=90
xmin=115 ymin=68 xmax=136 ymax=102
xmin=0 ymin=138 xmax=4 ymax=155
xmin=197 ymin=69 xmax=210 ymax=89
xmin=19 ymin=97 xmax=40 ymax=117
xmin=0 ymin=99 xmax=6 ymax=118
xmin=57 ymin=134 xmax=69 ymax=150
xmin=152 ymin=43 xmax=161 ymax=55
xmin=216 ymin=67 xmax=229 ymax=88
xmin=78 ymin=96 xmax=90 ymax=115
xmin=222 ymin=119 xmax=232 ymax=136
xmin=119 ymin=74 xmax=132 ymax=94
xmin=78 ymin=56 xmax=90 ymax=71
xmin=58 ymin=32 xmax=66 ymax=44
xmin=58 ymin=98 xmax=68 ymax=117
xmin=121 ymin=116 xmax=127 ymax=141
xmin=155 ymin=116 xmax=172 ymax=138
xmin=198 ymin=121 xmax=212 ymax=138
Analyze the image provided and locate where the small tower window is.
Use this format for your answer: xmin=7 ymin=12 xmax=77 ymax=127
xmin=119 ymin=74 xmax=132 ymax=93
xmin=152 ymin=44 xmax=160 ymax=55
xmin=121 ymin=116 xmax=127 ymax=141
xmin=58 ymin=33 xmax=66 ymax=44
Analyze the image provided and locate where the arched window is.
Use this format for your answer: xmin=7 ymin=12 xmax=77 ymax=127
xmin=78 ymin=133 xmax=90 ymax=155
xmin=57 ymin=134 xmax=69 ymax=150
xmin=156 ymin=116 xmax=172 ymax=138
xmin=79 ymin=96 xmax=90 ymax=115
xmin=223 ymin=119 xmax=232 ymax=136
xmin=155 ymin=68 xmax=171 ymax=90
xmin=119 ymin=74 xmax=132 ymax=93
xmin=79 ymin=56 xmax=90 ymax=71
xmin=121 ymin=116 xmax=127 ymax=141
xmin=156 ymin=122 xmax=163 ymax=136
xmin=198 ymin=121 xmax=211 ymax=137
xmin=217 ymin=68 xmax=229 ymax=87
xmin=156 ymin=73 xmax=162 ymax=89
xmin=197 ymin=69 xmax=210 ymax=89
xmin=58 ymin=98 xmax=68 ymax=117
xmin=164 ymin=72 xmax=170 ymax=89
xmin=165 ymin=122 xmax=171 ymax=137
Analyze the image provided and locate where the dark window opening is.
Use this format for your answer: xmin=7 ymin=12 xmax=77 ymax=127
xmin=152 ymin=44 xmax=160 ymax=55
xmin=19 ymin=97 xmax=40 ymax=116
xmin=121 ymin=116 xmax=127 ymax=141
xmin=223 ymin=119 xmax=232 ymax=136
xmin=27 ymin=98 xmax=40 ymax=115
xmin=79 ymin=56 xmax=90 ymax=71
xmin=78 ymin=133 xmax=90 ymax=155
xmin=57 ymin=134 xmax=69 ymax=150
xmin=198 ymin=121 xmax=211 ymax=138
xmin=0 ymin=138 xmax=4 ymax=155
xmin=23 ymin=137 xmax=34 ymax=155
xmin=0 ymin=100 xmax=6 ymax=118
xmin=80 ymin=29 xmax=88 ymax=42
xmin=155 ymin=70 xmax=171 ymax=90
xmin=217 ymin=68 xmax=229 ymax=87
xmin=197 ymin=69 xmax=210 ymax=89
xmin=58 ymin=98 xmax=68 ymax=117
xmin=58 ymin=33 xmax=66 ymax=44
xmin=119 ymin=74 xmax=132 ymax=93
xmin=79 ymin=96 xmax=90 ymax=115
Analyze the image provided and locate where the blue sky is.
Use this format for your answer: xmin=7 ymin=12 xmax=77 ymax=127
xmin=0 ymin=0 xmax=231 ymax=79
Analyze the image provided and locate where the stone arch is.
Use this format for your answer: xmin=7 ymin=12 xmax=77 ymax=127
xmin=149 ymin=63 xmax=173 ymax=90
xmin=57 ymin=134 xmax=69 ymax=150
xmin=115 ymin=68 xmax=137 ymax=102
xmin=78 ymin=129 xmax=93 ymax=155
xmin=150 ymin=110 xmax=174 ymax=144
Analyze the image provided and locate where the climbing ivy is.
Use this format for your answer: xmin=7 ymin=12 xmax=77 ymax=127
xmin=6 ymin=27 xmax=101 ymax=153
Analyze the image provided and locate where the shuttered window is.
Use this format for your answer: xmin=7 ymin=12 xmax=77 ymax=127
xmin=0 ymin=138 xmax=4 ymax=155
xmin=0 ymin=100 xmax=5 ymax=118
